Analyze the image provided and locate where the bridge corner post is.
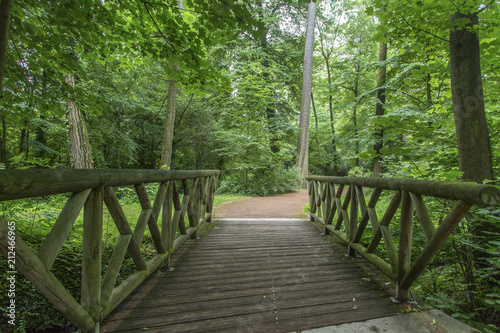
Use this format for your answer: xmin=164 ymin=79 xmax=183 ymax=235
xmin=396 ymin=190 xmax=413 ymax=303
xmin=308 ymin=180 xmax=315 ymax=222
xmin=347 ymin=185 xmax=358 ymax=257
xmin=81 ymin=186 xmax=103 ymax=327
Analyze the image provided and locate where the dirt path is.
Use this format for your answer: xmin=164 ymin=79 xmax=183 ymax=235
xmin=213 ymin=190 xmax=309 ymax=219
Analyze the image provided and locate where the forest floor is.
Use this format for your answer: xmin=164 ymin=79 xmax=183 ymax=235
xmin=212 ymin=190 xmax=309 ymax=219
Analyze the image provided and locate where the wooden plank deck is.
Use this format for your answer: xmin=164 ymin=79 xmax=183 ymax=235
xmin=101 ymin=218 xmax=403 ymax=333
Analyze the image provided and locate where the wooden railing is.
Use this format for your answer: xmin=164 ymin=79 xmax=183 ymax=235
xmin=306 ymin=175 xmax=500 ymax=303
xmin=0 ymin=169 xmax=219 ymax=333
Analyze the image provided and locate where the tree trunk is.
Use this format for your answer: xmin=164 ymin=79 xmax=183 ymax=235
xmin=160 ymin=79 xmax=177 ymax=169
xmin=0 ymin=0 xmax=13 ymax=99
xmin=297 ymin=1 xmax=316 ymax=183
xmin=449 ymin=12 xmax=493 ymax=183
xmin=19 ymin=120 xmax=28 ymax=155
xmin=0 ymin=114 xmax=6 ymax=167
xmin=311 ymin=92 xmax=320 ymax=153
xmin=353 ymin=70 xmax=359 ymax=168
xmin=65 ymin=74 xmax=94 ymax=169
xmin=321 ymin=46 xmax=340 ymax=175
xmin=160 ymin=0 xmax=183 ymax=169
xmin=373 ymin=40 xmax=387 ymax=177
xmin=450 ymin=8 xmax=497 ymax=305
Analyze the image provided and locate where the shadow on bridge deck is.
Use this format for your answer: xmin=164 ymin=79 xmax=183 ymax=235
xmin=101 ymin=218 xmax=407 ymax=332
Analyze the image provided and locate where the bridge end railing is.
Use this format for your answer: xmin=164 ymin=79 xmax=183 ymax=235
xmin=306 ymin=175 xmax=500 ymax=303
xmin=0 ymin=169 xmax=219 ymax=333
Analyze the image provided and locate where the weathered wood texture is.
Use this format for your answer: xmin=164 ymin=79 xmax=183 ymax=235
xmin=306 ymin=176 xmax=500 ymax=303
xmin=307 ymin=175 xmax=500 ymax=207
xmin=0 ymin=169 xmax=219 ymax=333
xmin=101 ymin=219 xmax=403 ymax=332
xmin=0 ymin=169 xmax=219 ymax=201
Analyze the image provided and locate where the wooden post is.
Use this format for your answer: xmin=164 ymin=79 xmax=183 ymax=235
xmin=186 ymin=178 xmax=199 ymax=239
xmin=397 ymin=190 xmax=413 ymax=302
xmin=162 ymin=181 xmax=173 ymax=253
xmin=323 ymin=182 xmax=331 ymax=234
xmin=348 ymin=185 xmax=358 ymax=257
xmin=81 ymin=187 xmax=103 ymax=324
xmin=309 ymin=180 xmax=316 ymax=220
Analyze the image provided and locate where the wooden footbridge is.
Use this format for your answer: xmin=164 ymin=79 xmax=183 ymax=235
xmin=0 ymin=169 xmax=499 ymax=332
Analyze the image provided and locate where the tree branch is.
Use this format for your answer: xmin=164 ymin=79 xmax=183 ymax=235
xmin=399 ymin=15 xmax=450 ymax=43
xmin=141 ymin=0 xmax=184 ymax=60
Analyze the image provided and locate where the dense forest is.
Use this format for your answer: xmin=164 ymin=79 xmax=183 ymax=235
xmin=0 ymin=0 xmax=499 ymax=331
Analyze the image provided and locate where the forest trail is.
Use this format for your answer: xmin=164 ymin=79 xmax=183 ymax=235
xmin=213 ymin=190 xmax=309 ymax=219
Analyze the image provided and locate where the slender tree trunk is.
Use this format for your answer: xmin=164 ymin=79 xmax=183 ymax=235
xmin=297 ymin=1 xmax=316 ymax=183
xmin=160 ymin=0 xmax=183 ymax=169
xmin=262 ymin=40 xmax=280 ymax=154
xmin=321 ymin=47 xmax=340 ymax=175
xmin=373 ymin=40 xmax=387 ymax=177
xmin=160 ymin=78 xmax=177 ymax=169
xmin=19 ymin=120 xmax=28 ymax=155
xmin=0 ymin=0 xmax=13 ymax=168
xmin=449 ymin=12 xmax=493 ymax=183
xmin=353 ymin=71 xmax=359 ymax=168
xmin=0 ymin=114 xmax=6 ymax=167
xmin=311 ymin=92 xmax=320 ymax=153
xmin=65 ymin=73 xmax=94 ymax=169
xmin=0 ymin=0 xmax=13 ymax=99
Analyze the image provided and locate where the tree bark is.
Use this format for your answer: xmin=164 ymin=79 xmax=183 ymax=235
xmin=449 ymin=8 xmax=497 ymax=300
xmin=160 ymin=78 xmax=177 ymax=169
xmin=449 ymin=12 xmax=493 ymax=183
xmin=0 ymin=0 xmax=13 ymax=99
xmin=297 ymin=1 xmax=316 ymax=183
xmin=160 ymin=0 xmax=183 ymax=169
xmin=353 ymin=69 xmax=359 ymax=168
xmin=0 ymin=114 xmax=6 ymax=167
xmin=373 ymin=40 xmax=387 ymax=177
xmin=65 ymin=74 xmax=94 ymax=169
xmin=320 ymin=43 xmax=340 ymax=175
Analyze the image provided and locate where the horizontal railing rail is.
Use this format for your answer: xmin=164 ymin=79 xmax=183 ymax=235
xmin=0 ymin=169 xmax=219 ymax=332
xmin=306 ymin=175 xmax=500 ymax=303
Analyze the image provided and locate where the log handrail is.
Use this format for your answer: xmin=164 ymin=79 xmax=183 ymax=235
xmin=0 ymin=169 xmax=220 ymax=332
xmin=306 ymin=175 xmax=500 ymax=303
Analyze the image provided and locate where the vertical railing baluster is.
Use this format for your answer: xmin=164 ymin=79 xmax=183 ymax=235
xmin=309 ymin=180 xmax=316 ymax=220
xmin=348 ymin=185 xmax=358 ymax=257
xmin=162 ymin=181 xmax=173 ymax=259
xmin=323 ymin=182 xmax=332 ymax=234
xmin=81 ymin=186 xmax=103 ymax=328
xmin=397 ymin=190 xmax=413 ymax=302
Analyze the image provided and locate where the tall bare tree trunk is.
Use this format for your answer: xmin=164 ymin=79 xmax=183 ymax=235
xmin=297 ymin=1 xmax=316 ymax=184
xmin=0 ymin=114 xmax=6 ymax=167
xmin=449 ymin=9 xmax=497 ymax=308
xmin=320 ymin=44 xmax=340 ymax=175
xmin=160 ymin=78 xmax=177 ymax=169
xmin=65 ymin=73 xmax=94 ymax=169
xmin=160 ymin=0 xmax=183 ymax=169
xmin=0 ymin=0 xmax=13 ymax=168
xmin=373 ymin=40 xmax=387 ymax=177
xmin=353 ymin=70 xmax=360 ymax=168
xmin=0 ymin=0 xmax=13 ymax=99
xmin=449 ymin=12 xmax=493 ymax=183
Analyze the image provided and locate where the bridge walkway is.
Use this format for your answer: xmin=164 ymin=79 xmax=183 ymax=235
xmin=101 ymin=218 xmax=403 ymax=332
